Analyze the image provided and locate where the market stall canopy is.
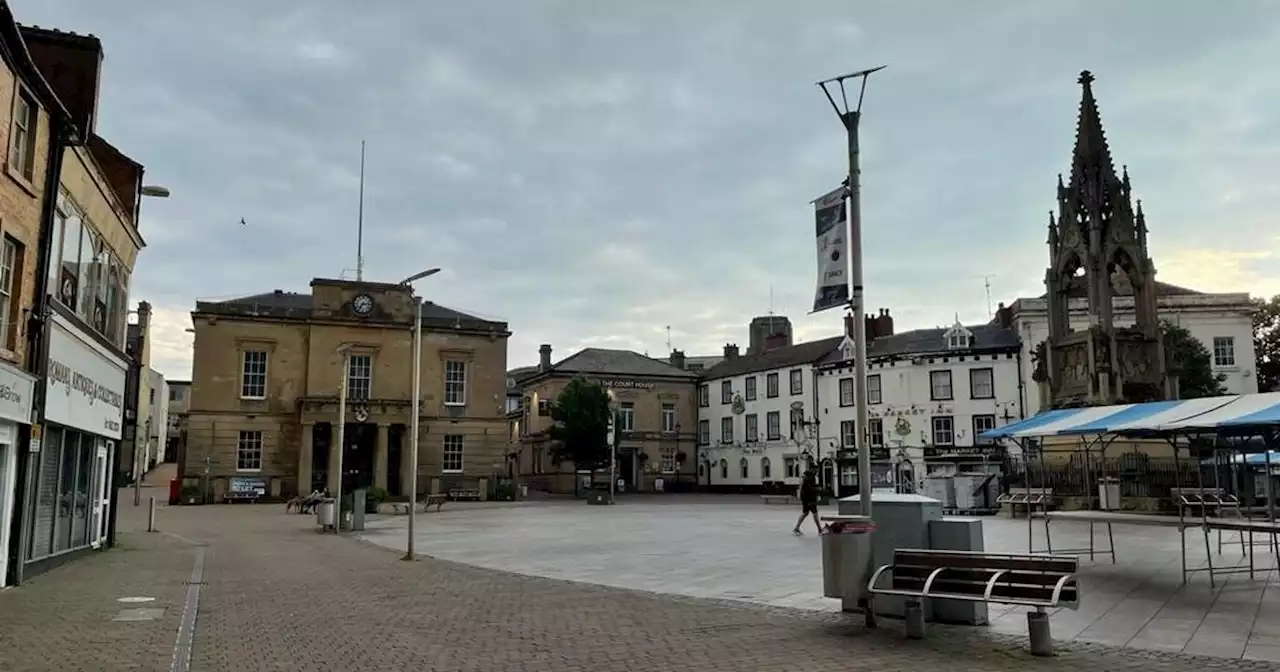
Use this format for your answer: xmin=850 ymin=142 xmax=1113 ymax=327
xmin=1154 ymin=392 xmax=1280 ymax=433
xmin=980 ymin=395 xmax=1246 ymax=440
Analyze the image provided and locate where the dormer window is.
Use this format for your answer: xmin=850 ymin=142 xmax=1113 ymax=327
xmin=943 ymin=317 xmax=972 ymax=350
xmin=840 ymin=337 xmax=855 ymax=361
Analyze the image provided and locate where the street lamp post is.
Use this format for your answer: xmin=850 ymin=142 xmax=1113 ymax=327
xmin=606 ymin=389 xmax=618 ymax=503
xmin=817 ymin=65 xmax=885 ymax=519
xmin=400 ymin=267 xmax=441 ymax=560
xmin=334 ymin=346 xmax=350 ymax=533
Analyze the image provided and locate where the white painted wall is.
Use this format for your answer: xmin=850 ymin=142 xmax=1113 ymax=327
xmin=146 ymin=368 xmax=170 ymax=468
xmin=1013 ymin=292 xmax=1258 ymax=416
xmin=698 ymin=361 xmax=825 ymax=487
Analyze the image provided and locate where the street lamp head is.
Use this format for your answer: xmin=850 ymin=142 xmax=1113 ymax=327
xmin=140 ymin=185 xmax=171 ymax=198
xmin=400 ymin=267 xmax=441 ymax=285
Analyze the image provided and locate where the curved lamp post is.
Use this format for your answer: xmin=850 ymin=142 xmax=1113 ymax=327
xmin=400 ymin=267 xmax=441 ymax=559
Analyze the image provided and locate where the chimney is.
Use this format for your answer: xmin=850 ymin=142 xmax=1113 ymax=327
xmin=864 ymin=314 xmax=878 ymax=341
xmin=996 ymin=302 xmax=1012 ymax=329
xmin=669 ymin=349 xmax=686 ymax=370
xmin=723 ymin=343 xmax=739 ymax=359
xmin=876 ymin=308 xmax=895 ymax=337
xmin=844 ymin=314 xmax=855 ymax=338
xmin=538 ymin=344 xmax=552 ymax=372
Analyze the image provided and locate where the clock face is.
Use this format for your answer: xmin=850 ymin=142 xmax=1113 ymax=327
xmin=352 ymin=294 xmax=375 ymax=316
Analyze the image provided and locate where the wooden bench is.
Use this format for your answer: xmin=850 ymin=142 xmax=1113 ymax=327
xmin=867 ymin=548 xmax=1080 ymax=656
xmin=389 ymin=494 xmax=450 ymax=514
xmin=761 ymin=494 xmax=795 ymax=505
xmin=449 ymin=489 xmax=481 ymax=501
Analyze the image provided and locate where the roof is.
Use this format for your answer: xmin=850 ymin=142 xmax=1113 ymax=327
xmin=1042 ymin=280 xmax=1201 ymax=300
xmin=701 ymin=336 xmax=844 ymax=380
xmin=193 ymin=290 xmax=507 ymax=331
xmin=982 ymin=392 xmax=1280 ymax=440
xmin=864 ymin=323 xmax=1020 ymax=359
xmin=549 ymin=348 xmax=698 ymax=379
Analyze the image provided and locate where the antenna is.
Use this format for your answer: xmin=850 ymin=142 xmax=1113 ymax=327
xmin=356 ymin=140 xmax=366 ymax=282
xmin=980 ymin=274 xmax=996 ymax=318
xmin=665 ymin=325 xmax=672 ymax=353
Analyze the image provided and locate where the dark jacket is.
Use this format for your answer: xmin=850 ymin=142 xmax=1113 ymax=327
xmin=799 ymin=476 xmax=818 ymax=504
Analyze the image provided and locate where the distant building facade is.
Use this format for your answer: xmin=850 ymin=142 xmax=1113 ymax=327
xmin=185 ymin=280 xmax=510 ymax=501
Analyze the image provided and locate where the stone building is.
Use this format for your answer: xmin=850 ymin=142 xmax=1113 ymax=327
xmin=514 ymin=345 xmax=699 ymax=494
xmin=184 ymin=279 xmax=510 ymax=500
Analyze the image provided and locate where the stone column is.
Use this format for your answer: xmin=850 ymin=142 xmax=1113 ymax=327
xmin=299 ymin=422 xmax=314 ymax=496
xmin=374 ymin=423 xmax=389 ymax=489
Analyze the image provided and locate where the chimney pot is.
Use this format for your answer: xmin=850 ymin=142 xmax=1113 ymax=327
xmin=538 ymin=344 xmax=553 ymax=371
xmin=669 ymin=349 xmax=687 ymax=369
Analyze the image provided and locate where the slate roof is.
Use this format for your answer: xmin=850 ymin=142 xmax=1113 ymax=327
xmin=700 ymin=336 xmax=845 ymax=381
xmin=194 ymin=290 xmax=507 ymax=331
xmin=1043 ymin=279 xmax=1200 ymax=300
xmin=550 ymin=348 xmax=699 ymax=379
xmin=866 ymin=323 xmax=1019 ymax=359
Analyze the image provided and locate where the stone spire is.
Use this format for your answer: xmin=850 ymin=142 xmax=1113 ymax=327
xmin=1069 ymin=70 xmax=1120 ymax=190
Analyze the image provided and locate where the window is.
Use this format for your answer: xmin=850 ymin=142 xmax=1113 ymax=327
xmin=840 ymin=420 xmax=856 ymax=447
xmin=740 ymin=457 xmax=749 ymax=479
xmin=745 ymin=376 xmax=757 ymax=401
xmin=9 ymin=89 xmax=36 ymax=180
xmin=56 ymin=206 xmax=81 ymax=309
xmin=720 ymin=417 xmax=733 ymax=443
xmin=76 ymin=225 xmax=96 ymax=323
xmin=766 ymin=411 xmax=781 ymax=440
xmin=443 ymin=360 xmax=467 ymax=405
xmin=761 ymin=456 xmax=772 ymax=479
xmin=969 ymin=368 xmax=994 ymax=399
xmin=789 ymin=369 xmax=803 ymax=395
xmin=784 ymin=457 xmax=800 ymax=478
xmin=789 ymin=407 xmax=804 ymax=439
xmin=867 ymin=374 xmax=882 ymax=404
xmin=236 ymin=430 xmax=263 ymax=471
xmin=619 ymin=402 xmax=634 ymax=431
xmin=930 ymin=370 xmax=953 ymax=400
xmin=661 ymin=403 xmax=676 ymax=433
xmin=745 ymin=413 xmax=758 ymax=442
xmin=766 ymin=373 xmax=779 ymax=398
xmin=932 ymin=416 xmax=954 ymax=446
xmin=698 ymin=384 xmax=709 ymax=407
xmin=1213 ymin=337 xmax=1236 ymax=367
xmin=659 ymin=446 xmax=676 ymax=474
xmin=720 ymin=459 xmax=728 ymax=480
xmin=149 ymin=388 xmax=155 ymax=405
xmin=721 ymin=380 xmax=733 ymax=404
xmin=0 ymin=236 xmax=19 ymax=349
xmin=973 ymin=414 xmax=997 ymax=444
xmin=347 ymin=354 xmax=372 ymax=400
xmin=868 ymin=418 xmax=884 ymax=447
xmin=838 ymin=377 xmax=854 ymax=407
xmin=442 ymin=434 xmax=464 ymax=472
xmin=698 ymin=419 xmax=710 ymax=445
xmin=241 ymin=350 xmax=268 ymax=399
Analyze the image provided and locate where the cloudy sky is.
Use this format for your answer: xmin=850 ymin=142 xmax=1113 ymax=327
xmin=15 ymin=0 xmax=1280 ymax=380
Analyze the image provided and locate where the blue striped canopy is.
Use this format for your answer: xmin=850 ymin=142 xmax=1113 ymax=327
xmin=980 ymin=392 xmax=1280 ymax=440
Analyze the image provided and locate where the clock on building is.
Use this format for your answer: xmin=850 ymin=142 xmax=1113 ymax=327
xmin=352 ymin=294 xmax=375 ymax=316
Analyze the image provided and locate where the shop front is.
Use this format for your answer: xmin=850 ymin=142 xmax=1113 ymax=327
xmin=0 ymin=361 xmax=35 ymax=587
xmin=24 ymin=314 xmax=126 ymax=576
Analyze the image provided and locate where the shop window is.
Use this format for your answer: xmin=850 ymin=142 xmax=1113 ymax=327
xmin=76 ymin=225 xmax=96 ymax=323
xmin=30 ymin=426 xmax=62 ymax=559
xmin=57 ymin=209 xmax=82 ymax=309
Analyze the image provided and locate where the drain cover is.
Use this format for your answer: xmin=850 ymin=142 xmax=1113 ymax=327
xmin=112 ymin=608 xmax=166 ymax=622
xmin=117 ymin=596 xmax=156 ymax=603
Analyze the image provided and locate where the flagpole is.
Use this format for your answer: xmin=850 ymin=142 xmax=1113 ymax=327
xmin=356 ymin=140 xmax=366 ymax=282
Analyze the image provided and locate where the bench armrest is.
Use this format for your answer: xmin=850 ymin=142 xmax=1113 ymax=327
xmin=866 ymin=564 xmax=895 ymax=592
xmin=1051 ymin=573 xmax=1078 ymax=607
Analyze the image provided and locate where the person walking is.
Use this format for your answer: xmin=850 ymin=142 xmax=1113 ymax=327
xmin=793 ymin=469 xmax=823 ymax=536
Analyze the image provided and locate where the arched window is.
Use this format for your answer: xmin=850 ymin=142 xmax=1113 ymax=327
xmin=761 ymin=457 xmax=772 ymax=479
xmin=719 ymin=458 xmax=728 ymax=479
xmin=739 ymin=457 xmax=749 ymax=479
xmin=698 ymin=462 xmax=706 ymax=478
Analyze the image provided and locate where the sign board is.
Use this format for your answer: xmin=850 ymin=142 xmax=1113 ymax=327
xmin=229 ymin=476 xmax=266 ymax=495
xmin=0 ymin=362 xmax=34 ymax=426
xmin=44 ymin=314 xmax=127 ymax=439
xmin=597 ymin=379 xmax=656 ymax=391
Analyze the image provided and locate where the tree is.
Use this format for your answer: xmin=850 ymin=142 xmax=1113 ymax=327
xmin=548 ymin=378 xmax=613 ymax=469
xmin=1254 ymin=295 xmax=1280 ymax=393
xmin=1162 ymin=320 xmax=1227 ymax=399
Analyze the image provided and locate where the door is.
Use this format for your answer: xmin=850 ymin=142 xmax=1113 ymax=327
xmin=0 ymin=440 xmax=13 ymax=586
xmin=90 ymin=441 xmax=109 ymax=548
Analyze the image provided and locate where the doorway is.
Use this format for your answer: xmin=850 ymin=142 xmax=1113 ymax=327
xmin=617 ymin=449 xmax=636 ymax=492
xmin=341 ymin=423 xmax=376 ymax=492
xmin=0 ymin=435 xmax=14 ymax=586
xmin=90 ymin=441 xmax=110 ymax=549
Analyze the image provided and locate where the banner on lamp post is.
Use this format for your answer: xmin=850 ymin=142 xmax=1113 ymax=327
xmin=811 ymin=185 xmax=849 ymax=313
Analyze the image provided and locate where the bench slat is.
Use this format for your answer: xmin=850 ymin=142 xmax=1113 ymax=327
xmin=893 ymin=565 xmax=1071 ymax=587
xmin=894 ymin=550 xmax=1077 ymax=574
xmin=890 ymin=576 xmax=1077 ymax=603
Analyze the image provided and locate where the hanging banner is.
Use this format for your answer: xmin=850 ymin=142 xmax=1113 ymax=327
xmin=811 ymin=186 xmax=849 ymax=313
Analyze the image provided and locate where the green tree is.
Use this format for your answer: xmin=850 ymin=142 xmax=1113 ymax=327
xmin=548 ymin=378 xmax=613 ymax=469
xmin=1253 ymin=295 xmax=1280 ymax=393
xmin=1162 ymin=320 xmax=1227 ymax=399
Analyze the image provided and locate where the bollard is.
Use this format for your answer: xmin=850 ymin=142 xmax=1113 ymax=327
xmin=1027 ymin=609 xmax=1053 ymax=656
xmin=903 ymin=599 xmax=926 ymax=639
xmin=147 ymin=497 xmax=156 ymax=533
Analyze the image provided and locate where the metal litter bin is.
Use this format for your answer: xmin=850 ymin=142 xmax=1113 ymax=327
xmin=821 ymin=515 xmax=877 ymax=600
xmin=1098 ymin=477 xmax=1121 ymax=511
xmin=316 ymin=500 xmax=336 ymax=528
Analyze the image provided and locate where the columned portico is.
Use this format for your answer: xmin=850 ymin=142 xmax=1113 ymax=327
xmin=299 ymin=422 xmax=315 ymax=494
xmin=374 ymin=423 xmax=389 ymax=489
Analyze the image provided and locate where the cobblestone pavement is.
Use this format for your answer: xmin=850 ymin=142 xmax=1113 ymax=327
xmin=2 ymin=495 xmax=1279 ymax=671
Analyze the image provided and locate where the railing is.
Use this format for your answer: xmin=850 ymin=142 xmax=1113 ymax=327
xmin=1002 ymin=454 xmax=1202 ymax=499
